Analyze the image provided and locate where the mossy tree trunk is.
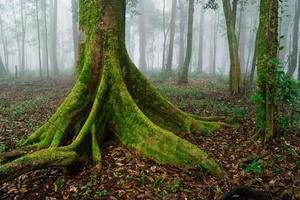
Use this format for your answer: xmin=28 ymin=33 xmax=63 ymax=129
xmin=254 ymin=0 xmax=279 ymax=142
xmin=222 ymin=0 xmax=243 ymax=95
xmin=178 ymin=0 xmax=194 ymax=84
xmin=0 ymin=0 xmax=223 ymax=183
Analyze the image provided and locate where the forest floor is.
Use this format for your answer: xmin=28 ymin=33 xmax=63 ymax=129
xmin=0 ymin=76 xmax=299 ymax=200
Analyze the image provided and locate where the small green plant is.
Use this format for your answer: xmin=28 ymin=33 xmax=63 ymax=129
xmin=125 ymin=175 xmax=133 ymax=180
xmin=54 ymin=178 xmax=64 ymax=192
xmin=90 ymin=173 xmax=98 ymax=185
xmin=16 ymin=138 xmax=26 ymax=147
xmin=82 ymin=184 xmax=91 ymax=198
xmin=168 ymin=181 xmax=181 ymax=193
xmin=152 ymin=174 xmax=164 ymax=187
xmin=0 ymin=143 xmax=5 ymax=152
xmin=95 ymin=189 xmax=109 ymax=197
xmin=244 ymin=159 xmax=263 ymax=174
xmin=161 ymin=190 xmax=168 ymax=200
xmin=139 ymin=172 xmax=147 ymax=184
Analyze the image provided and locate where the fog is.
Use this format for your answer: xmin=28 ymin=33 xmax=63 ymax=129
xmin=0 ymin=0 xmax=298 ymax=78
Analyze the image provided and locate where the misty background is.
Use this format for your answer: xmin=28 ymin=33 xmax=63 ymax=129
xmin=0 ymin=0 xmax=298 ymax=78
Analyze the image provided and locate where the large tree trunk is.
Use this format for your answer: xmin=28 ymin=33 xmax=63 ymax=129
xmin=166 ymin=0 xmax=177 ymax=75
xmin=0 ymin=0 xmax=223 ymax=183
xmin=196 ymin=3 xmax=204 ymax=74
xmin=286 ymin=0 xmax=300 ymax=76
xmin=178 ymin=0 xmax=194 ymax=84
xmin=254 ymin=0 xmax=279 ymax=142
xmin=222 ymin=0 xmax=243 ymax=95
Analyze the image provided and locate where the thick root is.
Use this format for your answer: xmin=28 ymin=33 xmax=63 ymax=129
xmin=121 ymin=53 xmax=221 ymax=135
xmin=0 ymin=148 xmax=79 ymax=184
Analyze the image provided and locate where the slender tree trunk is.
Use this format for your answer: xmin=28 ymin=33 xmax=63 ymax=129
xmin=162 ymin=0 xmax=167 ymax=70
xmin=0 ymin=0 xmax=223 ymax=183
xmin=255 ymin=0 xmax=279 ymax=141
xmin=222 ymin=0 xmax=243 ymax=95
xmin=50 ymin=0 xmax=59 ymax=75
xmin=212 ymin=11 xmax=219 ymax=75
xmin=232 ymin=0 xmax=238 ymax=28
xmin=178 ymin=0 xmax=194 ymax=84
xmin=41 ymin=0 xmax=49 ymax=78
xmin=0 ymin=55 xmax=7 ymax=77
xmin=197 ymin=4 xmax=204 ymax=74
xmin=287 ymin=0 xmax=300 ymax=76
xmin=35 ymin=0 xmax=42 ymax=78
xmin=20 ymin=0 xmax=26 ymax=77
xmin=138 ymin=0 xmax=147 ymax=72
xmin=12 ymin=0 xmax=21 ymax=74
xmin=71 ymin=0 xmax=78 ymax=67
xmin=178 ymin=0 xmax=186 ymax=67
xmin=166 ymin=0 xmax=177 ymax=75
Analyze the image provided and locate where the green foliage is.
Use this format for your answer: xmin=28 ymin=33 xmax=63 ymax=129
xmin=10 ymin=97 xmax=45 ymax=117
xmin=244 ymin=159 xmax=263 ymax=174
xmin=161 ymin=190 xmax=168 ymax=200
xmin=95 ymin=189 xmax=109 ymax=197
xmin=54 ymin=178 xmax=64 ymax=192
xmin=0 ymin=143 xmax=6 ymax=152
xmin=168 ymin=181 xmax=181 ymax=193
xmin=152 ymin=174 xmax=165 ymax=188
xmin=252 ymin=58 xmax=300 ymax=134
xmin=82 ymin=184 xmax=91 ymax=198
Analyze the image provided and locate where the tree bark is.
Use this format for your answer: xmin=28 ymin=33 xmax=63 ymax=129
xmin=255 ymin=0 xmax=279 ymax=142
xmin=166 ymin=0 xmax=177 ymax=75
xmin=20 ymin=0 xmax=26 ymax=77
xmin=222 ymin=0 xmax=243 ymax=95
xmin=178 ymin=0 xmax=194 ymax=84
xmin=0 ymin=0 xmax=223 ymax=184
xmin=0 ymin=55 xmax=7 ymax=77
xmin=286 ymin=0 xmax=300 ymax=76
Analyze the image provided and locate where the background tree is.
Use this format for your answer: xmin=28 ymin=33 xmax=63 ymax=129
xmin=178 ymin=0 xmax=195 ymax=83
xmin=49 ymin=0 xmax=58 ymax=75
xmin=254 ymin=0 xmax=279 ymax=141
xmin=166 ymin=0 xmax=177 ymax=75
xmin=222 ymin=0 xmax=243 ymax=95
xmin=71 ymin=0 xmax=78 ymax=66
xmin=286 ymin=0 xmax=300 ymax=76
xmin=0 ymin=0 xmax=223 ymax=183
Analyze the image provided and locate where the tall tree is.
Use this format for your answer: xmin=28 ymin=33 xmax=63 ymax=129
xmin=41 ymin=0 xmax=49 ymax=77
xmin=35 ymin=0 xmax=42 ymax=78
xmin=178 ymin=0 xmax=195 ymax=84
xmin=197 ymin=3 xmax=204 ymax=73
xmin=138 ymin=0 xmax=147 ymax=72
xmin=222 ymin=0 xmax=243 ymax=95
xmin=178 ymin=0 xmax=186 ymax=67
xmin=49 ymin=0 xmax=58 ymax=75
xmin=0 ymin=0 xmax=223 ymax=183
xmin=286 ymin=0 xmax=300 ymax=76
xmin=71 ymin=0 xmax=78 ymax=66
xmin=166 ymin=0 xmax=177 ymax=75
xmin=254 ymin=0 xmax=279 ymax=141
xmin=20 ymin=0 xmax=26 ymax=76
